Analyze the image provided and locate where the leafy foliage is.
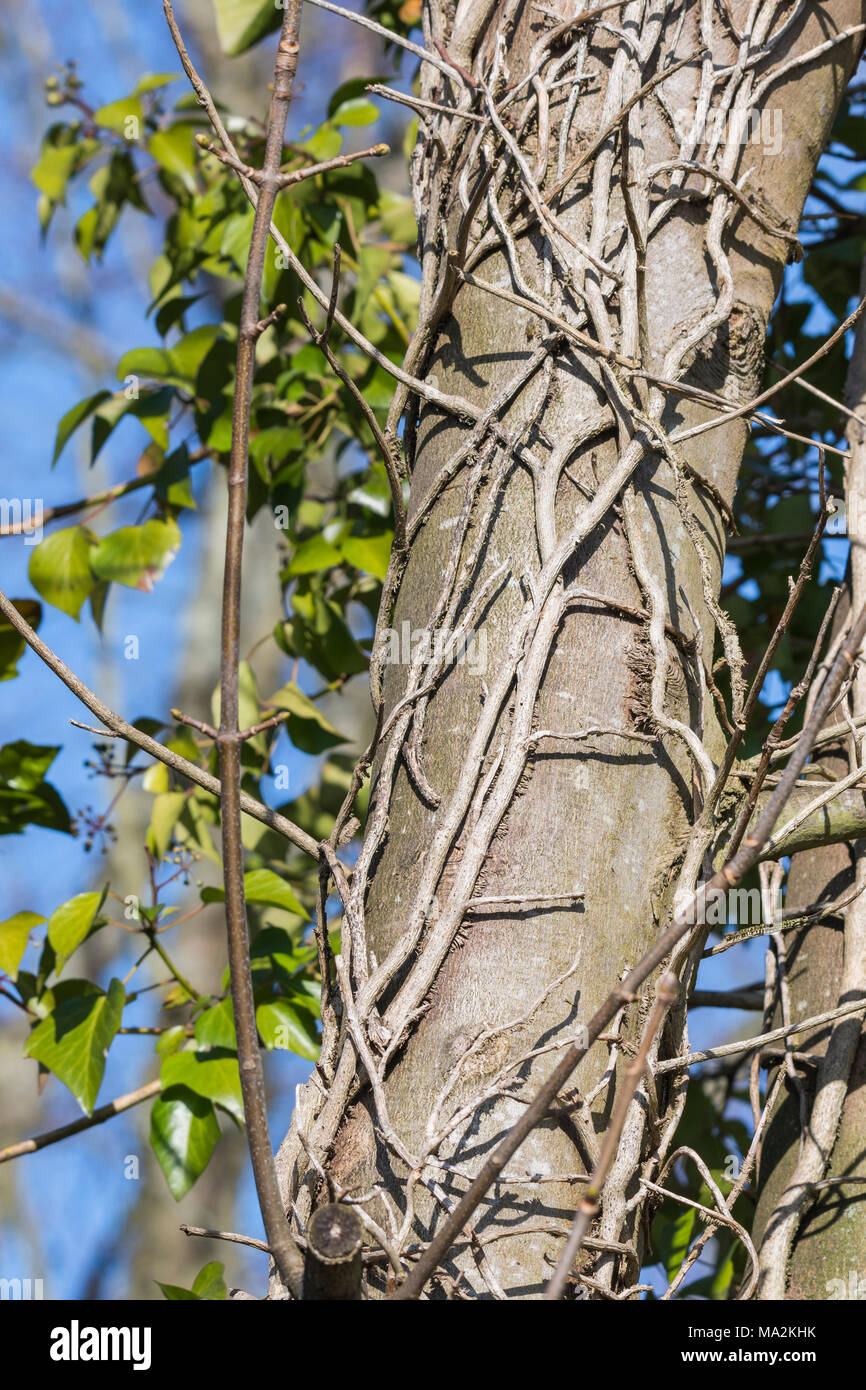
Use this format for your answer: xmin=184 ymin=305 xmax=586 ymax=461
xmin=25 ymin=977 xmax=125 ymax=1115
xmin=0 ymin=741 xmax=71 ymax=836
xmin=156 ymin=1259 xmax=227 ymax=1300
xmin=1 ymin=25 xmax=412 ymax=1215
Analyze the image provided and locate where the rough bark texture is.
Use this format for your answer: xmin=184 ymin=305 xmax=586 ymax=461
xmin=276 ymin=0 xmax=866 ymax=1298
xmin=752 ymin=832 xmax=866 ymax=1298
xmin=753 ymin=279 xmax=866 ymax=1300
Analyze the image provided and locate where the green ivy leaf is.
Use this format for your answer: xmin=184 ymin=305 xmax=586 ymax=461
xmin=151 ymin=1084 xmax=220 ymax=1200
xmin=263 ymin=680 xmax=345 ymax=754
xmin=340 ymin=530 xmax=393 ymax=580
xmin=378 ymin=189 xmax=417 ymax=246
xmin=0 ymin=741 xmax=71 ymax=837
xmin=331 ymin=97 xmax=380 ymax=127
xmin=278 ymin=583 xmax=368 ymax=682
xmin=175 ymin=792 xmax=222 ymax=865
xmin=31 ymin=138 xmax=99 ymax=202
xmin=25 ymin=978 xmax=125 ymax=1114
xmin=243 ymin=867 xmax=307 ymax=916
xmin=147 ymin=791 xmax=187 ymax=862
xmin=0 ymin=599 xmax=41 ymax=682
xmin=151 ymin=445 xmax=197 ymax=510
xmin=90 ymin=389 xmax=173 ymax=461
xmin=0 ymin=911 xmax=45 ymax=980
xmin=28 ymin=525 xmax=97 ymax=619
xmin=47 ymin=890 xmax=105 ymax=972
xmin=302 ymin=127 xmax=343 ymax=164
xmin=156 ymin=1282 xmax=200 ymax=1300
xmin=249 ymin=926 xmax=314 ymax=988
xmin=90 ymin=517 xmax=181 ymax=592
xmin=74 ymin=151 xmax=150 ymax=264
xmin=117 ymin=326 xmax=221 ymax=390
xmin=284 ymin=534 xmax=343 ymax=576
xmin=160 ymin=1047 xmax=244 ymax=1123
xmin=155 ymin=1025 xmax=187 ymax=1058
xmin=257 ymin=998 xmax=319 ymax=1060
xmin=210 ymin=659 xmax=260 ymax=732
xmin=654 ymin=1205 xmax=696 ymax=1283
xmin=134 ymin=73 xmax=181 ymax=94
xmin=194 ymin=998 xmax=237 ymax=1050
xmin=93 ymin=95 xmax=143 ymax=134
xmin=52 ymin=390 xmax=112 ymax=465
xmin=192 ymin=1261 xmax=228 ymax=1300
xmin=201 ymin=867 xmax=307 ymax=918
xmin=156 ymin=1260 xmax=227 ymax=1301
xmin=211 ymin=0 xmax=281 ymax=55
xmin=347 ymin=466 xmax=394 ymax=518
xmin=154 ymin=293 xmax=205 ymax=339
xmin=150 ymin=125 xmax=197 ymax=193
xmin=0 ymin=740 xmax=60 ymax=792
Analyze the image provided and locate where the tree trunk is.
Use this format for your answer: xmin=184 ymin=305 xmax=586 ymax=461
xmin=276 ymin=0 xmax=866 ymax=1298
xmin=752 ymin=263 xmax=866 ymax=1300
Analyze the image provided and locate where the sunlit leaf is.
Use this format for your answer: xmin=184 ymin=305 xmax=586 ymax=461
xmin=93 ymin=95 xmax=143 ymax=134
xmin=257 ymin=998 xmax=319 ymax=1060
xmin=201 ymin=868 xmax=307 ymax=918
xmin=0 ymin=911 xmax=45 ymax=980
xmin=90 ymin=518 xmax=181 ymax=592
xmin=47 ymin=890 xmax=105 ymax=971
xmin=28 ymin=526 xmax=97 ymax=619
xmin=263 ymin=680 xmax=346 ymax=754
xmin=194 ymin=999 xmax=236 ymax=1050
xmin=25 ymin=978 xmax=125 ymax=1114
xmin=160 ymin=1048 xmax=244 ymax=1123
xmin=211 ymin=0 xmax=281 ymax=55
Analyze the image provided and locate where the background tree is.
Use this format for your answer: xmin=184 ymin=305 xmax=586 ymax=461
xmin=1 ymin=0 xmax=866 ymax=1301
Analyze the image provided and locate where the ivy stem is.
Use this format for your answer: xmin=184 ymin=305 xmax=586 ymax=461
xmin=211 ymin=0 xmax=306 ymax=1301
xmin=145 ymin=932 xmax=202 ymax=1005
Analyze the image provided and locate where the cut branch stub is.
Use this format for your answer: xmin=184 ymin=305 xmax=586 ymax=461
xmin=303 ymin=1204 xmax=364 ymax=1301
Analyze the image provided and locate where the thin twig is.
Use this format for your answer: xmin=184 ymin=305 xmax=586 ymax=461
xmin=210 ymin=0 xmax=307 ymax=1302
xmin=196 ymin=132 xmax=389 ymax=185
xmin=544 ymin=971 xmax=680 ymax=1299
xmin=0 ymin=587 xmax=318 ymax=857
xmin=180 ymin=1224 xmax=271 ymax=1254
xmin=0 ymin=1080 xmax=161 ymax=1164
xmin=654 ymin=997 xmax=866 ymax=1075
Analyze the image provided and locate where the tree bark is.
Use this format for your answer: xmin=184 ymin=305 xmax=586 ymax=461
xmin=753 ymin=263 xmax=866 ymax=1301
xmin=276 ymin=0 xmax=866 ymax=1298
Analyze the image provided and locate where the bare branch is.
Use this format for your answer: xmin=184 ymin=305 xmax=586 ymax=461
xmin=0 ymin=586 xmax=318 ymax=857
xmin=654 ymin=997 xmax=866 ymax=1076
xmin=180 ymin=0 xmax=308 ymax=1300
xmin=0 ymin=1080 xmax=161 ymax=1164
xmin=544 ymin=971 xmax=680 ymax=1299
